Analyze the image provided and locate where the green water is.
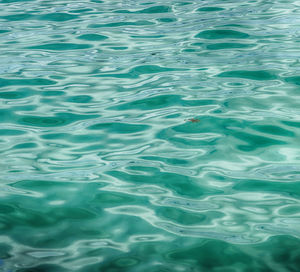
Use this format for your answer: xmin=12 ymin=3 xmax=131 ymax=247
xmin=1 ymin=0 xmax=300 ymax=271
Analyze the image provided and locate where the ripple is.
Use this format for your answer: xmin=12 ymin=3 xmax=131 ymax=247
xmin=195 ymin=29 xmax=250 ymax=39
xmin=217 ymin=70 xmax=277 ymax=80
xmin=0 ymin=78 xmax=56 ymax=87
xmin=207 ymin=42 xmax=255 ymax=50
xmin=116 ymin=5 xmax=172 ymax=14
xmin=285 ymin=76 xmax=300 ymax=86
xmin=27 ymin=43 xmax=92 ymax=50
xmin=37 ymin=13 xmax=79 ymax=22
xmin=76 ymin=34 xmax=108 ymax=41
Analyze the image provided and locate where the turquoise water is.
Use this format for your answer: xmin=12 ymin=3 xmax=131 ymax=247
xmin=1 ymin=0 xmax=300 ymax=271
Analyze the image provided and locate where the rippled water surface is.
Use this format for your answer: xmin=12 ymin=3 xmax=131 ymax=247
xmin=1 ymin=0 xmax=300 ymax=271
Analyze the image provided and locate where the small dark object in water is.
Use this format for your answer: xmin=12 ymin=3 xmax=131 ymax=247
xmin=186 ymin=118 xmax=200 ymax=123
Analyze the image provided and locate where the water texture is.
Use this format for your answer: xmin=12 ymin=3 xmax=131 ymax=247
xmin=1 ymin=0 xmax=300 ymax=271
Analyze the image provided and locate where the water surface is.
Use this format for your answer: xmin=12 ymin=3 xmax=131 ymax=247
xmin=1 ymin=0 xmax=300 ymax=271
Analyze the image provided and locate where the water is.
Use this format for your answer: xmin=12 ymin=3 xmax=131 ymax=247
xmin=1 ymin=0 xmax=300 ymax=271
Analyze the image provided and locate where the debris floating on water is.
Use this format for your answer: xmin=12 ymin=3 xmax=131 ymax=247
xmin=185 ymin=118 xmax=200 ymax=123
